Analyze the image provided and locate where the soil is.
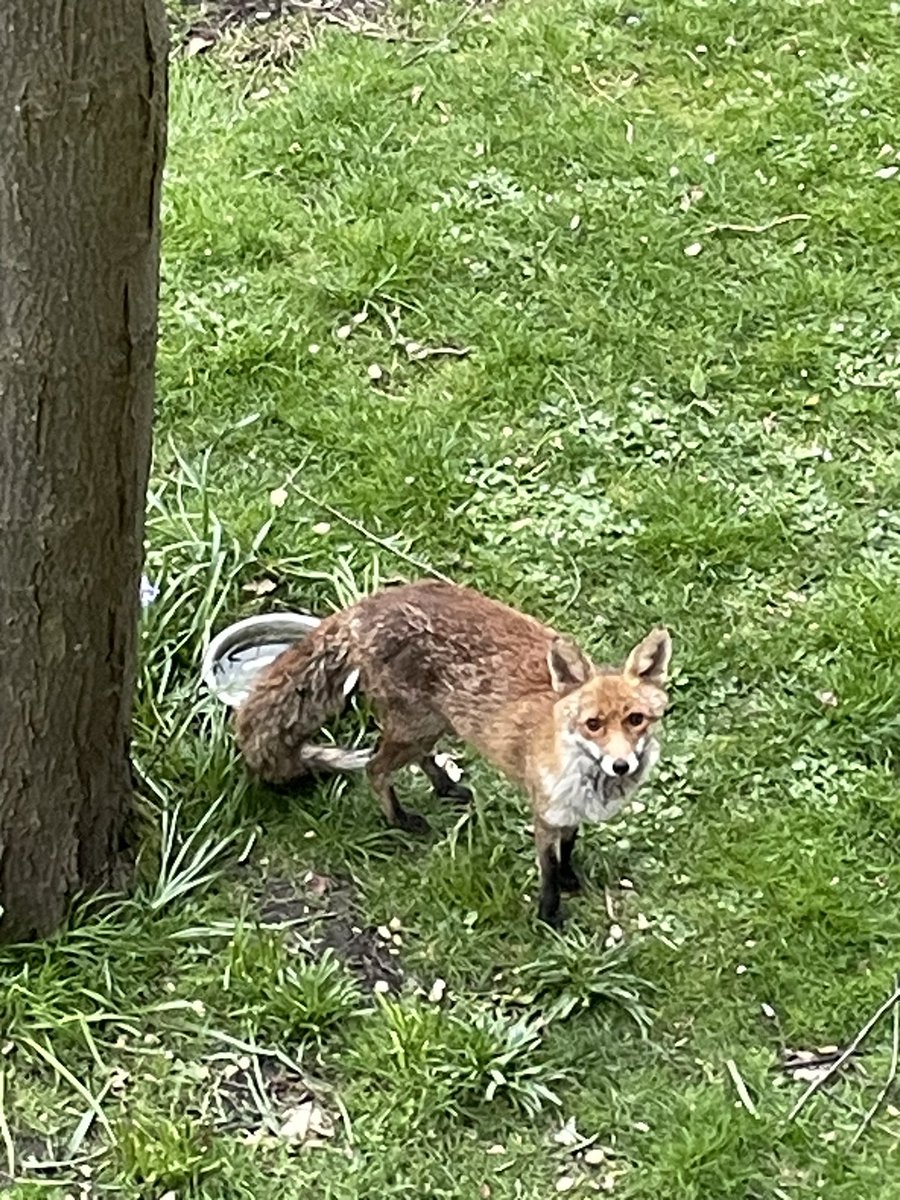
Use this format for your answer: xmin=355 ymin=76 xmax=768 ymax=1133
xmin=172 ymin=0 xmax=392 ymax=57
xmin=259 ymin=871 xmax=405 ymax=993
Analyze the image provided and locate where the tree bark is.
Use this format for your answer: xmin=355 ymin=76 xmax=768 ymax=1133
xmin=0 ymin=1 xmax=167 ymax=940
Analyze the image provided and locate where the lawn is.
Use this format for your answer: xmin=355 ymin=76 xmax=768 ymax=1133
xmin=3 ymin=0 xmax=900 ymax=1194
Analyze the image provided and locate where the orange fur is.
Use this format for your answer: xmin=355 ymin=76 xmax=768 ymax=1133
xmin=234 ymin=580 xmax=672 ymax=927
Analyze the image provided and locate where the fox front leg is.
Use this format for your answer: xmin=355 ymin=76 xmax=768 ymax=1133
xmin=558 ymin=825 xmax=582 ymax=894
xmin=534 ymin=818 xmax=565 ymax=929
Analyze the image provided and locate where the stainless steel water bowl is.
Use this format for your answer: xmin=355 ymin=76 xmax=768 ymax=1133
xmin=200 ymin=611 xmax=321 ymax=708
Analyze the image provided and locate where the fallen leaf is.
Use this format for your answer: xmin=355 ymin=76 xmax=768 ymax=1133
xmin=278 ymin=1100 xmax=335 ymax=1144
xmin=679 ymin=186 xmax=705 ymax=211
xmin=184 ymin=34 xmax=215 ymax=57
xmin=556 ymin=1177 xmax=576 ymax=1193
xmin=311 ymin=522 xmax=331 ymax=536
xmin=428 ymin=978 xmax=447 ymax=1003
xmin=410 ymin=84 xmax=425 ymax=105
xmin=269 ymin=486 xmax=288 ymax=508
xmin=816 ymin=690 xmax=839 ymax=707
xmin=875 ymin=165 xmax=899 ymax=179
xmin=684 ymin=241 xmax=703 ymax=257
xmin=584 ymin=1148 xmax=605 ymax=1166
xmin=367 ymin=363 xmax=384 ymax=381
xmin=554 ymin=1117 xmax=581 ymax=1147
xmin=242 ymin=578 xmax=277 ymax=596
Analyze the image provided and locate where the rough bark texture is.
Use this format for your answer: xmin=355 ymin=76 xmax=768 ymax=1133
xmin=0 ymin=1 xmax=167 ymax=940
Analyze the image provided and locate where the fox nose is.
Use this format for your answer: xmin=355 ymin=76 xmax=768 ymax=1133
xmin=612 ymin=758 xmax=630 ymax=776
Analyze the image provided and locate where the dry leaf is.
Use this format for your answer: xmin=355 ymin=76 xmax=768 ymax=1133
xmin=278 ymin=1100 xmax=334 ymax=1144
xmin=679 ymin=186 xmax=705 ymax=211
xmin=486 ymin=1144 xmax=506 ymax=1155
xmin=553 ymin=1117 xmax=583 ymax=1147
xmin=311 ymin=522 xmax=331 ymax=536
xmin=242 ymin=578 xmax=277 ymax=596
xmin=816 ymin=690 xmax=838 ymax=707
xmin=269 ymin=486 xmax=288 ymax=508
xmin=410 ymin=84 xmax=425 ymax=105
xmin=684 ymin=241 xmax=703 ymax=257
xmin=428 ymin=978 xmax=447 ymax=1004
xmin=556 ymin=1177 xmax=576 ymax=1193
xmin=584 ymin=1148 xmax=605 ymax=1166
xmin=875 ymin=165 xmax=899 ymax=179
xmin=367 ymin=363 xmax=384 ymax=381
xmin=185 ymin=34 xmax=215 ymax=57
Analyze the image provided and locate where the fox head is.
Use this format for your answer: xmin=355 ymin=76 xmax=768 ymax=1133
xmin=547 ymin=628 xmax=672 ymax=780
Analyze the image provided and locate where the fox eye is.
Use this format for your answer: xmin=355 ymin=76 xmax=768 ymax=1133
xmin=627 ymin=712 xmax=645 ymax=728
xmin=585 ymin=717 xmax=602 ymax=732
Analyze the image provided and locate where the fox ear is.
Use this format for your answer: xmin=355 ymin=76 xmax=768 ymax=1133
xmin=624 ymin=627 xmax=672 ymax=686
xmin=547 ymin=637 xmax=591 ymax=694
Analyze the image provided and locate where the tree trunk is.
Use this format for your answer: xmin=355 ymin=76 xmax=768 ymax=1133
xmin=0 ymin=1 xmax=167 ymax=941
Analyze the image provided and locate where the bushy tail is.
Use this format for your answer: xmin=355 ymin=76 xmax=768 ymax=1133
xmin=234 ymin=615 xmax=371 ymax=782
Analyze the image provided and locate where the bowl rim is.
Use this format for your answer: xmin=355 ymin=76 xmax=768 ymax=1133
xmin=200 ymin=610 xmax=321 ymax=697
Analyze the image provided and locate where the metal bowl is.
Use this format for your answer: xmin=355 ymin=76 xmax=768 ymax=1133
xmin=200 ymin=611 xmax=321 ymax=708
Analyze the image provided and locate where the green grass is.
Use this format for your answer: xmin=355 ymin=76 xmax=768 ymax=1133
xmin=4 ymin=0 xmax=900 ymax=1194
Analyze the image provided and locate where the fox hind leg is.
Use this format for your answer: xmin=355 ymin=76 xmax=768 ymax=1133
xmin=366 ymin=713 xmax=442 ymax=835
xmin=420 ymin=755 xmax=473 ymax=805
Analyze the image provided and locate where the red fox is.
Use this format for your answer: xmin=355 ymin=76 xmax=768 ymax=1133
xmin=235 ymin=580 xmax=671 ymax=928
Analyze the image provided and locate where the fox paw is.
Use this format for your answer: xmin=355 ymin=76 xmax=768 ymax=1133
xmin=439 ymin=782 xmax=473 ymax=805
xmin=559 ymin=869 xmax=583 ymax=895
xmin=538 ymin=904 xmax=565 ymax=930
xmin=396 ymin=809 xmax=430 ymax=836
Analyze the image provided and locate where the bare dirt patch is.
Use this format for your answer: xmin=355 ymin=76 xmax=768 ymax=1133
xmin=171 ymin=0 xmax=392 ymax=62
xmin=259 ymin=871 xmax=405 ymax=993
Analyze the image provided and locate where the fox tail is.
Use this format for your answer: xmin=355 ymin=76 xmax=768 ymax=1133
xmin=234 ymin=615 xmax=371 ymax=782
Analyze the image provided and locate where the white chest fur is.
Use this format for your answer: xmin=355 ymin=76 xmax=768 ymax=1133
xmin=539 ymin=734 xmax=659 ymax=829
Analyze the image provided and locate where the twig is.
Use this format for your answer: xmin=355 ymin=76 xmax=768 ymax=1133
xmin=401 ymin=1 xmax=481 ymax=68
xmin=780 ymin=1048 xmax=864 ymax=1073
xmin=289 ymin=485 xmax=453 ymax=584
xmin=787 ymin=980 xmax=900 ymax=1121
xmin=725 ymin=1058 xmax=758 ymax=1117
xmin=704 ymin=213 xmax=810 ymax=236
xmin=850 ymin=978 xmax=900 ymax=1146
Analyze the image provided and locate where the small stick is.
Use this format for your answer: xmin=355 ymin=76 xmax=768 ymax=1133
xmin=787 ymin=980 xmax=900 ymax=1121
xmin=725 ymin=1058 xmax=758 ymax=1118
xmin=704 ymin=213 xmax=809 ymax=236
xmin=849 ymin=979 xmax=900 ymax=1146
xmin=289 ymin=485 xmax=453 ymax=584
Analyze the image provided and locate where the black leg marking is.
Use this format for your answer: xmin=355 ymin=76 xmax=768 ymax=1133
xmin=421 ymin=756 xmax=473 ymax=805
xmin=558 ymin=827 xmax=582 ymax=894
xmin=537 ymin=843 xmax=564 ymax=929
